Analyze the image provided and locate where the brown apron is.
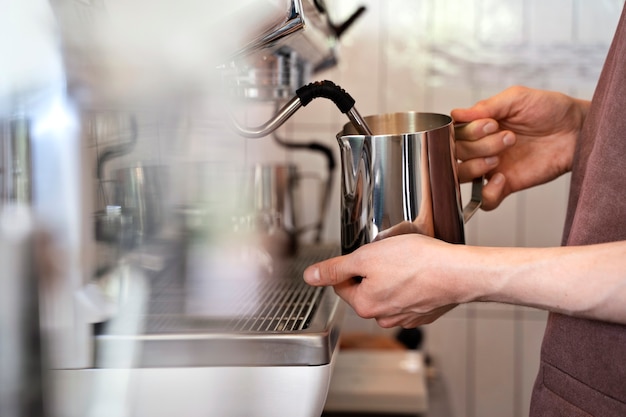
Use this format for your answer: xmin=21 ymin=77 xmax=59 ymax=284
xmin=529 ymin=5 xmax=626 ymax=416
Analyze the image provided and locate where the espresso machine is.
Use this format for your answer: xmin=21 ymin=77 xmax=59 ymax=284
xmin=0 ymin=1 xmax=368 ymax=416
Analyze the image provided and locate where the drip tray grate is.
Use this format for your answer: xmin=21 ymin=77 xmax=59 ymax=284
xmin=228 ymin=280 xmax=324 ymax=332
xmin=101 ymin=244 xmax=340 ymax=335
xmin=95 ymin=245 xmax=344 ymax=367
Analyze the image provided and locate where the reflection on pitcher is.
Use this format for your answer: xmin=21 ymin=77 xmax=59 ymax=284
xmin=244 ymin=163 xmax=328 ymax=258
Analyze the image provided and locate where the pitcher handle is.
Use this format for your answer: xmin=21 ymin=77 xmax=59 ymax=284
xmin=462 ymin=177 xmax=483 ymax=222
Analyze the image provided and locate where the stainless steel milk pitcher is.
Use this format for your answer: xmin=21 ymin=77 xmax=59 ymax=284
xmin=337 ymin=112 xmax=482 ymax=254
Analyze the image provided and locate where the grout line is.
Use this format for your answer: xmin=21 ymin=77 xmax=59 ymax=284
xmin=423 ymin=0 xmax=437 ymax=112
xmin=571 ymin=0 xmax=582 ymax=100
xmin=513 ymin=307 xmax=524 ymax=417
xmin=572 ymin=0 xmax=580 ymax=44
xmin=516 ymin=191 xmax=527 ymax=247
xmin=466 ymin=304 xmax=476 ymax=417
xmin=378 ymin=0 xmax=388 ymax=114
xmin=522 ymin=0 xmax=530 ymax=48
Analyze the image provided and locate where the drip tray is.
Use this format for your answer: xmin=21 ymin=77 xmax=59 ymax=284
xmin=95 ymin=244 xmax=344 ymax=368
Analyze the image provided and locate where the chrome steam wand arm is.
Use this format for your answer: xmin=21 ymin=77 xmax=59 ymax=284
xmin=228 ymin=96 xmax=303 ymax=139
xmin=228 ymin=80 xmax=372 ymax=138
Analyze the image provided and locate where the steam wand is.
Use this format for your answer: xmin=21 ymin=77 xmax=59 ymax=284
xmin=229 ymin=80 xmax=372 ymax=138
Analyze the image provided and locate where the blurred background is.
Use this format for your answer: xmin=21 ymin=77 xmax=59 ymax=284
xmin=1 ymin=0 xmax=623 ymax=416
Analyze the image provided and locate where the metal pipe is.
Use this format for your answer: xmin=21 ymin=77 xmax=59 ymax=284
xmin=229 ymin=80 xmax=373 ymax=139
xmin=346 ymin=107 xmax=373 ymax=135
xmin=229 ymin=96 xmax=302 ymax=139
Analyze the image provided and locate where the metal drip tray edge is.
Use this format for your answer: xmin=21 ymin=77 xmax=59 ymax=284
xmin=94 ymin=244 xmax=345 ymax=368
xmin=96 ymin=291 xmax=344 ymax=368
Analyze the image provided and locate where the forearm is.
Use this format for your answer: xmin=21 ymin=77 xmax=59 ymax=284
xmin=465 ymin=241 xmax=626 ymax=324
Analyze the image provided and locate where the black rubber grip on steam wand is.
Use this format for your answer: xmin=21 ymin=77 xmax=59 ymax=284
xmin=296 ymin=80 xmax=356 ymax=114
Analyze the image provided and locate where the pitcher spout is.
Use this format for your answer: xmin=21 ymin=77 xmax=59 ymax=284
xmin=336 ymin=133 xmax=375 ymax=254
xmin=337 ymin=135 xmax=366 ymax=199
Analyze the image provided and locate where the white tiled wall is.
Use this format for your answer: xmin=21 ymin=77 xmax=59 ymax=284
xmin=88 ymin=1 xmax=623 ymax=416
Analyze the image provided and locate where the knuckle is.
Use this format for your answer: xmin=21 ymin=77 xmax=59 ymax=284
xmin=505 ymin=85 xmax=526 ymax=97
xmin=319 ymin=259 xmax=348 ymax=286
xmin=376 ymin=317 xmax=397 ymax=328
xmin=325 ymin=263 xmax=342 ymax=285
xmin=353 ymin=304 xmax=375 ymax=319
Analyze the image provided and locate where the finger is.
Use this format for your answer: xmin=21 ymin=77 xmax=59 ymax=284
xmin=452 ymin=88 xmax=520 ymax=123
xmin=452 ymin=108 xmax=494 ymax=125
xmin=451 ymin=106 xmax=491 ymax=124
xmin=329 ymin=278 xmax=361 ymax=309
xmin=376 ymin=312 xmax=418 ymax=328
xmin=376 ymin=311 xmax=438 ymax=328
xmin=373 ymin=221 xmax=422 ymax=241
xmin=376 ymin=305 xmax=458 ymax=328
xmin=412 ymin=305 xmax=457 ymax=325
xmin=458 ymin=157 xmax=499 ymax=183
xmin=454 ymin=118 xmax=499 ymax=141
xmin=456 ymin=131 xmax=516 ymax=161
xmin=303 ymin=255 xmax=360 ymax=287
xmin=481 ymin=173 xmax=507 ymax=211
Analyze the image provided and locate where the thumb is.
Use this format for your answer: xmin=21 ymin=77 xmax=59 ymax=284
xmin=303 ymin=255 xmax=358 ymax=287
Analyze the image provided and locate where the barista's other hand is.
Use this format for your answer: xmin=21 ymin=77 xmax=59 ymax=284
xmin=303 ymin=234 xmax=471 ymax=328
xmin=452 ymin=86 xmax=589 ymax=210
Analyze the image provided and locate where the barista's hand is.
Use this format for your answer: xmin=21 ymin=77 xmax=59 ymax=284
xmin=304 ymin=234 xmax=472 ymax=328
xmin=373 ymin=221 xmax=432 ymax=242
xmin=452 ymin=86 xmax=590 ymax=210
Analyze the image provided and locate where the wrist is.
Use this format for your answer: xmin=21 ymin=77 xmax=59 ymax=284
xmin=456 ymin=245 xmax=518 ymax=305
